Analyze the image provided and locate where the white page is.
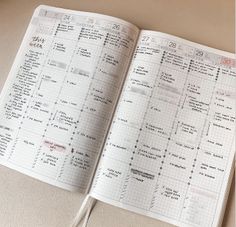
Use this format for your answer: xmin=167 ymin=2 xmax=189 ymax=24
xmin=90 ymin=30 xmax=235 ymax=227
xmin=0 ymin=5 xmax=139 ymax=191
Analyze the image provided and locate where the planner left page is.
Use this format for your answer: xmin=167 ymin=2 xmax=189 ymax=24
xmin=0 ymin=5 xmax=139 ymax=191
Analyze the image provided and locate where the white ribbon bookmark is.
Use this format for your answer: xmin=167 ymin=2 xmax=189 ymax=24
xmin=71 ymin=195 xmax=96 ymax=227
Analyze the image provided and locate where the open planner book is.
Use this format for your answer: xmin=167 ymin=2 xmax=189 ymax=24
xmin=0 ymin=5 xmax=235 ymax=227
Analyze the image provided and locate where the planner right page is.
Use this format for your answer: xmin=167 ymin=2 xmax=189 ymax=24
xmin=90 ymin=30 xmax=236 ymax=227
